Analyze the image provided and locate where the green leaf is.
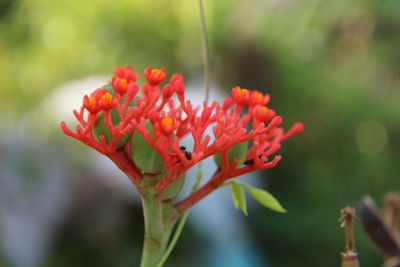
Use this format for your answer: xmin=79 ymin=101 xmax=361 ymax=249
xmin=240 ymin=183 xmax=286 ymax=213
xmin=229 ymin=181 xmax=248 ymax=215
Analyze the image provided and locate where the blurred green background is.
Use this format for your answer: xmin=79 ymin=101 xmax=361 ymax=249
xmin=1 ymin=0 xmax=400 ymax=266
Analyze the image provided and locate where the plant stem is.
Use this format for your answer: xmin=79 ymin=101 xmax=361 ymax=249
xmin=155 ymin=211 xmax=189 ymax=267
xmin=109 ymin=150 xmax=142 ymax=184
xmin=340 ymin=206 xmax=360 ymax=267
xmin=198 ymin=0 xmax=210 ymax=102
xmin=140 ymin=191 xmax=178 ymax=267
xmin=340 ymin=207 xmax=356 ymax=253
xmin=156 ymin=162 xmax=204 ymax=267
xmin=142 ymin=1 xmax=211 ymax=265
xmin=140 ymin=193 xmax=165 ymax=267
xmin=175 ymin=171 xmax=223 ymax=213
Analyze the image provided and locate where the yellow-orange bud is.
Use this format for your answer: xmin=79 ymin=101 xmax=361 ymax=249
xmin=101 ymin=92 xmax=113 ymax=105
xmin=89 ymin=96 xmax=97 ymax=107
xmin=161 ymin=117 xmax=174 ymax=128
xmin=232 ymin=86 xmax=251 ymax=106
xmin=160 ymin=117 xmax=175 ymax=135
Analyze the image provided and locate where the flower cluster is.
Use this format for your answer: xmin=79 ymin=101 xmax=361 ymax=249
xmin=61 ymin=66 xmax=303 ymax=212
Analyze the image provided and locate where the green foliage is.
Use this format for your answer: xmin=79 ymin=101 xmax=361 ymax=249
xmin=241 ymin=183 xmax=286 ymax=213
xmin=224 ymin=181 xmax=286 ymax=215
xmin=230 ymin=180 xmax=248 ymax=215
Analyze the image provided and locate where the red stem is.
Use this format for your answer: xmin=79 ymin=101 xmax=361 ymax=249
xmin=175 ymin=171 xmax=224 ymax=213
xmin=108 ymin=150 xmax=142 ymax=184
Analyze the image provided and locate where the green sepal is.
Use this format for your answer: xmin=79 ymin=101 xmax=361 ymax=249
xmin=162 ymin=175 xmax=186 ymax=200
xmin=214 ymin=141 xmax=248 ymax=168
xmin=131 ymin=120 xmax=165 ymax=174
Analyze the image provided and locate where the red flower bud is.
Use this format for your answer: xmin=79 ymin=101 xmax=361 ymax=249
xmin=170 ymin=73 xmax=184 ymax=84
xmin=173 ymin=79 xmax=185 ymax=96
xmin=114 ymin=66 xmax=138 ymax=83
xmin=162 ymin=84 xmax=174 ymax=98
xmin=222 ymin=96 xmax=233 ymax=110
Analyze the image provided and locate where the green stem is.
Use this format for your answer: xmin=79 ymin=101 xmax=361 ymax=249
xmin=144 ymin=0 xmax=210 ymax=265
xmin=140 ymin=192 xmax=178 ymax=267
xmin=156 ymin=162 xmax=204 ymax=267
xmin=155 ymin=211 xmax=189 ymax=267
xmin=140 ymin=193 xmax=165 ymax=267
xmin=198 ymin=0 xmax=210 ymax=102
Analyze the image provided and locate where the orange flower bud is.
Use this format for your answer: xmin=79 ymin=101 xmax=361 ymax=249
xmin=101 ymin=92 xmax=112 ymax=104
xmin=251 ymin=91 xmax=264 ymax=106
xmin=83 ymin=89 xmax=109 ymax=114
xmin=254 ymin=105 xmax=275 ymax=122
xmin=144 ymin=66 xmax=166 ymax=86
xmin=111 ymin=77 xmax=128 ymax=94
xmin=89 ymin=96 xmax=96 ymax=107
xmin=114 ymin=66 xmax=138 ymax=83
xmin=232 ymin=86 xmax=251 ymax=106
xmin=160 ymin=117 xmax=175 ymax=135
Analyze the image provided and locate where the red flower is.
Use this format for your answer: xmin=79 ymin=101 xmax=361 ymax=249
xmin=144 ymin=66 xmax=166 ymax=86
xmin=253 ymin=105 xmax=275 ymax=123
xmin=232 ymin=86 xmax=251 ymax=106
xmin=111 ymin=66 xmax=139 ymax=94
xmin=114 ymin=66 xmax=139 ymax=82
xmin=82 ymin=88 xmax=119 ymax=114
xmin=250 ymin=90 xmax=269 ymax=106
xmin=60 ymin=66 xmax=303 ymax=212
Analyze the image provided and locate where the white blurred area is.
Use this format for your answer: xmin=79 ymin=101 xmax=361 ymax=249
xmin=40 ymin=75 xmax=109 ymax=122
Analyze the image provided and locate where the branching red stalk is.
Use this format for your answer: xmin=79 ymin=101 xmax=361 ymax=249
xmin=175 ymin=171 xmax=224 ymax=212
xmin=108 ymin=150 xmax=142 ymax=185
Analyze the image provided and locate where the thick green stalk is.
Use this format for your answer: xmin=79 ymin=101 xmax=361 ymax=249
xmin=140 ymin=189 xmax=179 ymax=267
xmin=140 ymin=193 xmax=166 ymax=267
xmin=156 ymin=163 xmax=204 ymax=267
